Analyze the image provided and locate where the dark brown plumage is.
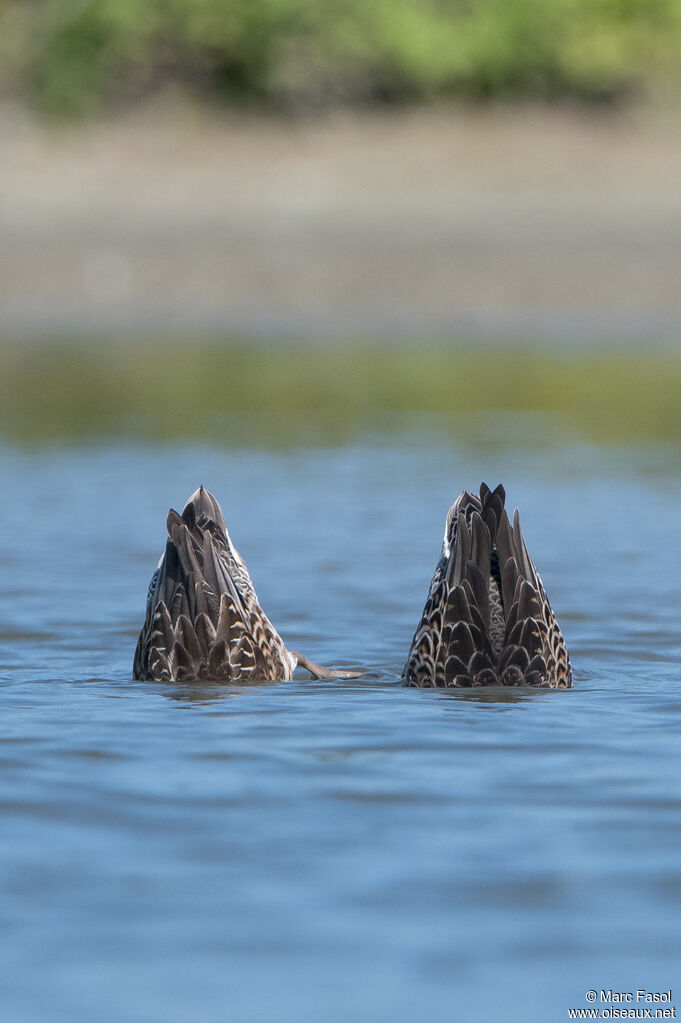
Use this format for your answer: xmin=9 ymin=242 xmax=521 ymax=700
xmin=404 ymin=483 xmax=572 ymax=688
xmin=134 ymin=487 xmax=356 ymax=683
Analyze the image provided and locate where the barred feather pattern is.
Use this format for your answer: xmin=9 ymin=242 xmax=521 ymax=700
xmin=404 ymin=483 xmax=572 ymax=689
xmin=133 ymin=487 xmax=294 ymax=682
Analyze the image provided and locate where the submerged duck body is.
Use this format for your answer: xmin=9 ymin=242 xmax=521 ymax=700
xmin=134 ymin=487 xmax=350 ymax=683
xmin=134 ymin=487 xmax=294 ymax=682
xmin=404 ymin=483 xmax=572 ymax=689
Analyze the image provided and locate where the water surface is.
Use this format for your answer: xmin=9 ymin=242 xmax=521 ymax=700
xmin=1 ymin=430 xmax=680 ymax=1022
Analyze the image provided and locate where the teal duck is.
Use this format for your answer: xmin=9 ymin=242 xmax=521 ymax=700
xmin=134 ymin=487 xmax=354 ymax=682
xmin=404 ymin=483 xmax=572 ymax=688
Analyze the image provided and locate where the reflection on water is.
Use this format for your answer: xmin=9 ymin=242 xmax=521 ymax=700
xmin=1 ymin=429 xmax=680 ymax=1023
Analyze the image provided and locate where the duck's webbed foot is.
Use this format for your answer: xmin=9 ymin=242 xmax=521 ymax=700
xmin=292 ymin=651 xmax=363 ymax=680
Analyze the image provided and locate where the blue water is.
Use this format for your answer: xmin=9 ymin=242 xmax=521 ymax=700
xmin=2 ymin=427 xmax=680 ymax=1022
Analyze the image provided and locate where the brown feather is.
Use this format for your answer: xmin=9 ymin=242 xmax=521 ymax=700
xmin=134 ymin=488 xmax=293 ymax=682
xmin=404 ymin=483 xmax=572 ymax=688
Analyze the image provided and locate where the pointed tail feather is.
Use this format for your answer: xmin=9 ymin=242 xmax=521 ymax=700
xmin=405 ymin=482 xmax=572 ymax=688
xmin=134 ymin=488 xmax=293 ymax=683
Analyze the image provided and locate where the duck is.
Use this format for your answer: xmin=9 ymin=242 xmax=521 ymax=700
xmin=134 ymin=486 xmax=356 ymax=683
xmin=404 ymin=483 xmax=572 ymax=688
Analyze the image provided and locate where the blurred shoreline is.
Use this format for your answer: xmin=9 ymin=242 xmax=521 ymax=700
xmin=2 ymin=100 xmax=681 ymax=346
xmin=2 ymin=340 xmax=680 ymax=447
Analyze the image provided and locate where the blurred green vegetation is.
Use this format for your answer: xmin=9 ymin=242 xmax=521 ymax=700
xmin=1 ymin=341 xmax=679 ymax=449
xmin=2 ymin=0 xmax=681 ymax=116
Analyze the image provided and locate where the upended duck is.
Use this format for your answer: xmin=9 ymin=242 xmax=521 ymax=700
xmin=404 ymin=483 xmax=571 ymax=688
xmin=134 ymin=487 xmax=354 ymax=682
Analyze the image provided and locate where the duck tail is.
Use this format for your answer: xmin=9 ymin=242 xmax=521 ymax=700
xmin=404 ymin=482 xmax=571 ymax=688
xmin=494 ymin=499 xmax=572 ymax=688
xmin=134 ymin=488 xmax=293 ymax=683
xmin=181 ymin=485 xmax=227 ymax=533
